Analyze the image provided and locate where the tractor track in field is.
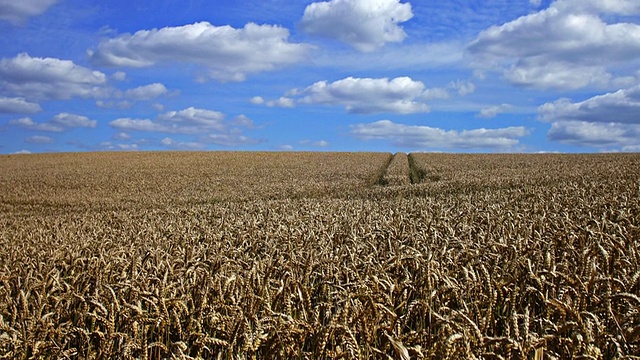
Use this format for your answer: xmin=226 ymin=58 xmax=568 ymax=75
xmin=376 ymin=152 xmax=413 ymax=186
xmin=375 ymin=153 xmax=437 ymax=187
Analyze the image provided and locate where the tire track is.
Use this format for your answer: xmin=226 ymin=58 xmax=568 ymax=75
xmin=379 ymin=152 xmax=411 ymax=186
xmin=407 ymin=153 xmax=427 ymax=184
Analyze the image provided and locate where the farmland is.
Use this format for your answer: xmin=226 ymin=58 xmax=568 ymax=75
xmin=0 ymin=152 xmax=639 ymax=359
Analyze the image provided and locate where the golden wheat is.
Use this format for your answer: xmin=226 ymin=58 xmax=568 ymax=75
xmin=0 ymin=151 xmax=638 ymax=358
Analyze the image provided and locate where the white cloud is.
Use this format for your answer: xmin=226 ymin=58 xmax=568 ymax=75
xmin=267 ymin=97 xmax=295 ymax=108
xmin=555 ymin=0 xmax=640 ymax=15
xmin=109 ymin=118 xmax=169 ymax=133
xmin=477 ymin=104 xmax=513 ymax=119
xmin=206 ymin=133 xmax=260 ymax=147
xmin=0 ymin=0 xmax=58 ymax=24
xmin=538 ymin=85 xmax=640 ymax=124
xmin=124 ymin=83 xmax=168 ymax=100
xmin=109 ymin=107 xmax=259 ymax=147
xmin=9 ymin=117 xmax=63 ymax=132
xmin=548 ymin=120 xmax=640 ymax=148
xmin=0 ymin=97 xmax=42 ymax=114
xmin=539 ymin=84 xmax=640 ymax=149
xmin=0 ymin=53 xmax=108 ymax=100
xmin=25 ymin=135 xmax=53 ymax=144
xmin=449 ymin=80 xmax=475 ymax=96
xmin=250 ymin=96 xmax=265 ymax=105
xmin=9 ymin=113 xmax=97 ymax=132
xmin=111 ymin=71 xmax=127 ymax=81
xmin=111 ymin=108 xmax=228 ymax=134
xmin=505 ymin=61 xmax=612 ymax=90
xmin=95 ymin=100 xmax=132 ymax=109
xmin=300 ymin=139 xmax=330 ymax=147
xmin=90 ymin=22 xmax=312 ymax=82
xmin=51 ymin=113 xmax=97 ymax=128
xmin=160 ymin=137 xmax=206 ymax=150
xmin=109 ymin=107 xmax=226 ymax=134
xmin=157 ymin=107 xmax=226 ymax=131
xmin=113 ymin=132 xmax=131 ymax=141
xmin=12 ymin=150 xmax=32 ymax=154
xmin=251 ymin=96 xmax=296 ymax=108
xmin=160 ymin=138 xmax=174 ymax=146
xmin=98 ymin=142 xmax=139 ymax=151
xmin=296 ymin=76 xmax=431 ymax=114
xmin=231 ymin=115 xmax=256 ymax=128
xmin=277 ymin=144 xmax=294 ymax=151
xmin=300 ymin=0 xmax=413 ymax=52
xmin=467 ymin=2 xmax=640 ymax=90
xmin=422 ymin=88 xmax=450 ymax=100
xmin=349 ymin=119 xmax=528 ymax=150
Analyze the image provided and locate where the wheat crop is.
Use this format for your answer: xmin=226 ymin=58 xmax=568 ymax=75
xmin=0 ymin=151 xmax=638 ymax=359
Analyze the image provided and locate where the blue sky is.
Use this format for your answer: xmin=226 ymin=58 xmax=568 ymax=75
xmin=1 ymin=0 xmax=640 ymax=154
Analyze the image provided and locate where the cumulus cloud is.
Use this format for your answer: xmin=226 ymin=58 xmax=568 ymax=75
xmin=89 ymin=22 xmax=312 ymax=82
xmin=255 ymin=76 xmax=467 ymax=114
xmin=555 ymin=0 xmax=640 ymax=15
xmin=269 ymin=97 xmax=295 ymax=108
xmin=8 ymin=113 xmax=97 ymax=132
xmin=0 ymin=0 xmax=58 ymax=24
xmin=124 ymin=83 xmax=169 ymax=100
xmin=109 ymin=107 xmax=259 ymax=147
xmin=275 ymin=76 xmax=429 ymax=114
xmin=300 ymin=0 xmax=413 ymax=52
xmin=109 ymin=118 xmax=167 ymax=133
xmin=250 ymin=96 xmax=265 ymax=105
xmin=477 ymin=104 xmax=513 ymax=119
xmin=113 ymin=132 xmax=131 ymax=141
xmin=231 ymin=115 xmax=256 ymax=128
xmin=8 ymin=117 xmax=63 ymax=132
xmin=0 ymin=97 xmax=42 ymax=114
xmin=250 ymin=96 xmax=295 ymax=108
xmin=449 ymin=80 xmax=475 ymax=96
xmin=0 ymin=53 xmax=108 ymax=100
xmin=158 ymin=108 xmax=226 ymax=131
xmin=51 ymin=113 xmax=97 ymax=128
xmin=95 ymin=100 xmax=132 ymax=110
xmin=111 ymin=107 xmax=225 ymax=134
xmin=548 ymin=121 xmax=640 ymax=149
xmin=349 ymin=120 xmax=528 ymax=150
xmin=539 ymin=85 xmax=640 ymax=124
xmin=98 ymin=142 xmax=139 ymax=151
xmin=467 ymin=1 xmax=640 ymax=90
xmin=538 ymin=84 xmax=640 ymax=149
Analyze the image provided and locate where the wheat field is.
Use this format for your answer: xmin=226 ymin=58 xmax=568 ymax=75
xmin=0 ymin=151 xmax=638 ymax=359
